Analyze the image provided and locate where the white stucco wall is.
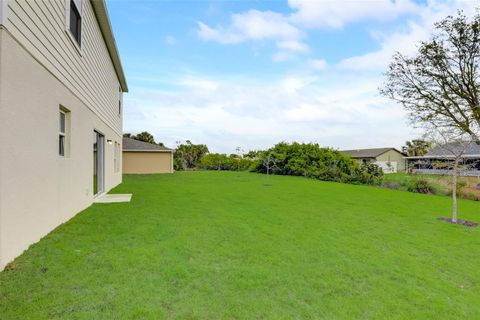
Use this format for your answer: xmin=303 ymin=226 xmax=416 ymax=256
xmin=0 ymin=27 xmax=122 ymax=269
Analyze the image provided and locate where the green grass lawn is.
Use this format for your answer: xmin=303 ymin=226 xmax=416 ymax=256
xmin=1 ymin=171 xmax=479 ymax=319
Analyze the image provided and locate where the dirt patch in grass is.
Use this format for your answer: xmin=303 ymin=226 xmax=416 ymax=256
xmin=437 ymin=217 xmax=478 ymax=227
xmin=3 ymin=262 xmax=19 ymax=272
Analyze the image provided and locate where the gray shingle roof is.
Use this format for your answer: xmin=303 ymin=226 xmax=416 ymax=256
xmin=340 ymin=147 xmax=404 ymax=159
xmin=123 ymin=137 xmax=173 ymax=152
xmin=426 ymin=142 xmax=480 ymax=157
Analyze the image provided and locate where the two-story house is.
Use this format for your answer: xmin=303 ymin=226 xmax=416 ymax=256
xmin=0 ymin=0 xmax=127 ymax=269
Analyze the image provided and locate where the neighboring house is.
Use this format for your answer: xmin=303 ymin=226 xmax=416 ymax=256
xmin=405 ymin=142 xmax=480 ymax=176
xmin=123 ymin=138 xmax=174 ymax=174
xmin=0 ymin=0 xmax=127 ymax=269
xmin=340 ymin=148 xmax=406 ymax=173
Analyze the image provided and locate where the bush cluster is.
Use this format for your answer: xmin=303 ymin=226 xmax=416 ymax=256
xmin=252 ymin=142 xmax=383 ymax=185
xmin=197 ymin=153 xmax=255 ymax=171
xmin=407 ymin=179 xmax=434 ymax=194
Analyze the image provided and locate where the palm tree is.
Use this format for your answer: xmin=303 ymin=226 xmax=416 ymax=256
xmin=402 ymin=139 xmax=431 ymax=156
xmin=135 ymin=131 xmax=156 ymax=144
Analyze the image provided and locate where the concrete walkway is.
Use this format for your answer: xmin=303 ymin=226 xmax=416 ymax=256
xmin=93 ymin=194 xmax=132 ymax=203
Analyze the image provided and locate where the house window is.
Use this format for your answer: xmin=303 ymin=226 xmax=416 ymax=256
xmin=118 ymin=86 xmax=122 ymax=116
xmin=114 ymin=142 xmax=121 ymax=172
xmin=59 ymin=111 xmax=66 ymax=156
xmin=69 ymin=0 xmax=82 ymax=46
xmin=59 ymin=107 xmax=70 ymax=157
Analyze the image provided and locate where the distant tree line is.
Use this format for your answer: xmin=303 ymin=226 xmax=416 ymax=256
xmin=174 ymin=141 xmax=209 ymax=170
xmin=123 ymin=132 xmax=165 ymax=147
xmin=198 ymin=153 xmax=255 ymax=171
xmin=175 ymin=141 xmax=383 ymax=185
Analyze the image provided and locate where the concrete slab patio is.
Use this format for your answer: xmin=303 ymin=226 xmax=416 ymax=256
xmin=93 ymin=194 xmax=132 ymax=203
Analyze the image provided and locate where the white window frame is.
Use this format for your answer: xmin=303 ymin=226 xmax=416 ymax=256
xmin=118 ymin=86 xmax=122 ymax=117
xmin=65 ymin=0 xmax=83 ymax=54
xmin=59 ymin=107 xmax=71 ymax=157
xmin=59 ymin=110 xmax=67 ymax=157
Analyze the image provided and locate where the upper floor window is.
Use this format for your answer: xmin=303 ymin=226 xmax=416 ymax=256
xmin=118 ymin=86 xmax=122 ymax=116
xmin=69 ymin=0 xmax=82 ymax=46
xmin=59 ymin=111 xmax=66 ymax=156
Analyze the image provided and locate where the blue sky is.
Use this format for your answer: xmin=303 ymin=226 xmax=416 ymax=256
xmin=107 ymin=0 xmax=477 ymax=153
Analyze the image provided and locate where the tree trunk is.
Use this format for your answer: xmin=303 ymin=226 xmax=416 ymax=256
xmin=452 ymin=159 xmax=458 ymax=223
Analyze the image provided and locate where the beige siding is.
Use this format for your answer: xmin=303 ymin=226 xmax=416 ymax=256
xmin=123 ymin=152 xmax=174 ymax=174
xmin=0 ymin=27 xmax=122 ymax=269
xmin=4 ymin=0 xmax=122 ymax=134
xmin=376 ymin=150 xmax=406 ymax=172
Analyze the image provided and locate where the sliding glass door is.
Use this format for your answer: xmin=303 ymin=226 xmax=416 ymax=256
xmin=93 ymin=131 xmax=105 ymax=196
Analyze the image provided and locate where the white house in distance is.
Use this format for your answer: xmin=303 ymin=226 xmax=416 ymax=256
xmin=340 ymin=148 xmax=406 ymax=173
xmin=0 ymin=0 xmax=127 ymax=269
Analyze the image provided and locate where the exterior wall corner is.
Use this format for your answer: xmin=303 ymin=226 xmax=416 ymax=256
xmin=0 ymin=0 xmax=7 ymax=26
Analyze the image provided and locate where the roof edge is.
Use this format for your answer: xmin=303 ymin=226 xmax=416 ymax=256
xmin=123 ymin=149 xmax=174 ymax=153
xmin=90 ymin=0 xmax=128 ymax=92
xmin=378 ymin=148 xmax=407 ymax=157
xmin=340 ymin=147 xmax=406 ymax=158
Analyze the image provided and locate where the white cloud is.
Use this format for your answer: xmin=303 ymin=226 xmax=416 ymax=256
xmin=309 ymin=59 xmax=327 ymax=70
xmin=198 ymin=10 xmax=302 ymax=44
xmin=281 ymin=76 xmax=316 ymax=94
xmin=338 ymin=21 xmax=430 ymax=70
xmin=198 ymin=9 xmax=310 ymax=61
xmin=197 ymin=22 xmax=244 ymax=44
xmin=337 ymin=0 xmax=479 ymax=71
xmin=196 ymin=0 xmax=424 ymax=63
xmin=288 ymin=0 xmax=419 ymax=28
xmin=124 ymin=73 xmax=414 ymax=153
xmin=272 ymin=51 xmax=294 ymax=62
xmin=178 ymin=76 xmax=219 ymax=92
xmin=276 ymin=40 xmax=309 ymax=53
xmin=272 ymin=40 xmax=309 ymax=62
xmin=282 ymin=103 xmax=330 ymax=121
xmin=126 ymin=0 xmax=478 ymax=152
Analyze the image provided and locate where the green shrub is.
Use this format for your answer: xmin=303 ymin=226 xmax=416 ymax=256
xmin=408 ymin=179 xmax=434 ymax=194
xmin=456 ymin=180 xmax=467 ymax=191
xmin=174 ymin=142 xmax=209 ymax=170
xmin=356 ymin=162 xmax=383 ymax=185
xmin=198 ymin=153 xmax=254 ymax=171
xmin=252 ymin=142 xmax=383 ymax=185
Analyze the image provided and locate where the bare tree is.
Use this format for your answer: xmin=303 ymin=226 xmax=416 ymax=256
xmin=235 ymin=146 xmax=244 ymax=172
xmin=262 ymin=151 xmax=278 ymax=186
xmin=426 ymin=126 xmax=475 ymax=223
